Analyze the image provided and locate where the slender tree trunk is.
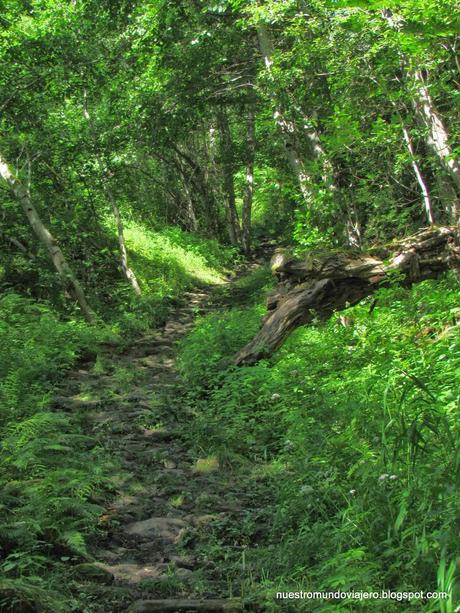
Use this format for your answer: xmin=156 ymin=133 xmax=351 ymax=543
xmin=344 ymin=201 xmax=362 ymax=248
xmin=183 ymin=181 xmax=199 ymax=232
xmin=256 ymin=22 xmax=313 ymax=203
xmin=83 ymin=95 xmax=141 ymax=295
xmin=381 ymin=9 xmax=458 ymax=223
xmin=1 ymin=232 xmax=35 ymax=259
xmin=303 ymin=111 xmax=337 ymax=189
xmin=401 ymin=125 xmax=434 ymax=224
xmin=170 ymin=143 xmax=220 ymax=236
xmin=0 ymin=154 xmax=96 ymax=322
xmin=101 ymin=176 xmax=141 ymax=295
xmin=242 ymin=109 xmax=256 ymax=255
xmin=175 ymin=155 xmax=199 ymax=232
xmin=412 ymin=71 xmax=460 ymax=212
xmin=104 ymin=185 xmax=142 ymax=295
xmin=217 ymin=109 xmax=241 ymax=245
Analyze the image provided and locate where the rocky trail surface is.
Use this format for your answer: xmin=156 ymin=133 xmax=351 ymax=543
xmin=55 ymin=259 xmax=271 ymax=613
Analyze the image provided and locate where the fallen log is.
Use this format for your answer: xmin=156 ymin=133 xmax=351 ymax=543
xmin=234 ymin=226 xmax=460 ymax=365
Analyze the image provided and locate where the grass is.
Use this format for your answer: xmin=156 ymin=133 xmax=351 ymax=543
xmin=122 ymin=222 xmax=236 ymax=293
xmin=103 ymin=220 xmax=239 ymax=336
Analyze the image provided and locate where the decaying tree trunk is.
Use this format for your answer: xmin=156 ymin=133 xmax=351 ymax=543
xmin=234 ymin=226 xmax=460 ymax=365
xmin=0 ymin=153 xmax=96 ymax=322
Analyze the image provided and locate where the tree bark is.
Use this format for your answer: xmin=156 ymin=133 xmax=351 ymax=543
xmin=104 ymin=184 xmax=142 ymax=296
xmin=217 ymin=109 xmax=241 ymax=246
xmin=83 ymin=95 xmax=142 ymax=295
xmin=401 ymin=125 xmax=435 ymax=224
xmin=0 ymin=154 xmax=96 ymax=322
xmin=242 ymin=108 xmax=256 ymax=255
xmin=412 ymin=70 xmax=460 ymax=213
xmin=256 ymin=22 xmax=314 ymax=203
xmin=234 ymin=226 xmax=460 ymax=365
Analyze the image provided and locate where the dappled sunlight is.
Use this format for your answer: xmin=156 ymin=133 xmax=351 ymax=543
xmin=121 ymin=221 xmax=232 ymax=290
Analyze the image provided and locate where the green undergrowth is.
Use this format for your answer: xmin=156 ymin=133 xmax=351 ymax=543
xmin=0 ymin=294 xmax=118 ymax=612
xmin=178 ymin=270 xmax=460 ymax=612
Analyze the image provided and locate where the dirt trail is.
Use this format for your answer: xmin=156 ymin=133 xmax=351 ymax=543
xmin=57 ymin=263 xmax=266 ymax=613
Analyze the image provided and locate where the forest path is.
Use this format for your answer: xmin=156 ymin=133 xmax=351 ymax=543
xmin=57 ymin=258 xmax=268 ymax=613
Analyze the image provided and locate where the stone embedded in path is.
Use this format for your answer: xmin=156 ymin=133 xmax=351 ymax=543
xmin=167 ymin=555 xmax=196 ymax=569
xmin=100 ymin=562 xmax=163 ymax=584
xmin=125 ymin=516 xmax=186 ymax=542
xmin=127 ymin=599 xmax=243 ymax=612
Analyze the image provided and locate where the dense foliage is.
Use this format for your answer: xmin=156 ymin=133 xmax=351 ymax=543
xmin=2 ymin=0 xmax=459 ymax=305
xmin=0 ymin=295 xmax=109 ymax=611
xmin=1 ymin=0 xmax=459 ymax=610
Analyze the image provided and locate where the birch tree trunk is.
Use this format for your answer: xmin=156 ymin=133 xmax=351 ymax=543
xmin=217 ymin=109 xmax=241 ymax=246
xmin=401 ymin=125 xmax=435 ymax=224
xmin=256 ymin=22 xmax=313 ymax=203
xmin=103 ymin=184 xmax=142 ymax=295
xmin=83 ymin=95 xmax=141 ymax=295
xmin=0 ymin=154 xmax=96 ymax=322
xmin=242 ymin=108 xmax=256 ymax=255
xmin=412 ymin=70 xmax=460 ymax=212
